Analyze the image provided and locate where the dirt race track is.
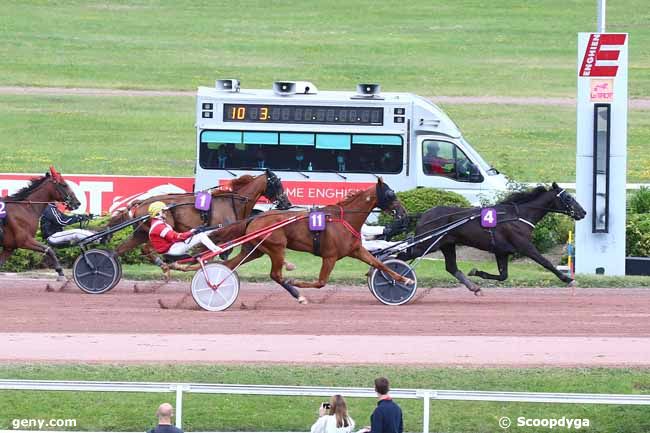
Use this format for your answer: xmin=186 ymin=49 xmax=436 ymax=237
xmin=1 ymin=275 xmax=649 ymax=366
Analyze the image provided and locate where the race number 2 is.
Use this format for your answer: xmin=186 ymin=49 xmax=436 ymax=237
xmin=0 ymin=201 xmax=6 ymax=219
xmin=480 ymin=208 xmax=497 ymax=228
xmin=308 ymin=211 xmax=326 ymax=231
xmin=195 ymin=192 xmax=212 ymax=211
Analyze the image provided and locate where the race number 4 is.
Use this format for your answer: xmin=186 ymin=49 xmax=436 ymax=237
xmin=0 ymin=201 xmax=6 ymax=219
xmin=480 ymin=208 xmax=497 ymax=228
xmin=195 ymin=191 xmax=212 ymax=211
xmin=308 ymin=211 xmax=326 ymax=231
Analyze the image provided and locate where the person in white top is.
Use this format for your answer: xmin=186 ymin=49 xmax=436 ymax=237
xmin=311 ymin=395 xmax=355 ymax=433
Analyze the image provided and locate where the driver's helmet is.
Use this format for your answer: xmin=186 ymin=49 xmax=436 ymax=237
xmin=147 ymin=201 xmax=167 ymax=219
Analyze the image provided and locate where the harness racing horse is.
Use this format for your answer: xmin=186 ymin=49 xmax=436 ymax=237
xmin=0 ymin=167 xmax=81 ymax=280
xmin=217 ymin=179 xmax=412 ymax=304
xmin=108 ymin=169 xmax=292 ymax=272
xmin=400 ymin=182 xmax=586 ymax=294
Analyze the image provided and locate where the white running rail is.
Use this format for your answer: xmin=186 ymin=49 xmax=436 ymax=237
xmin=1 ymin=380 xmax=650 ymax=432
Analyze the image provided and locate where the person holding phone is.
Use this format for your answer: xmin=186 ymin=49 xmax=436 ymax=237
xmin=310 ymin=395 xmax=355 ymax=433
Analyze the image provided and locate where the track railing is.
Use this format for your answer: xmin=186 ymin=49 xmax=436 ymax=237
xmin=2 ymin=380 xmax=650 ymax=432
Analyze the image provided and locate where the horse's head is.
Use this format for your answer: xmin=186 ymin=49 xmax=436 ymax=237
xmin=263 ymin=169 xmax=292 ymax=210
xmin=550 ymin=182 xmax=586 ymax=220
xmin=47 ymin=166 xmax=81 ymax=210
xmin=375 ymin=178 xmax=407 ymax=221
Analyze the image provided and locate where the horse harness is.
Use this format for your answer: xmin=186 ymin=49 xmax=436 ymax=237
xmin=309 ymin=206 xmax=361 ymax=256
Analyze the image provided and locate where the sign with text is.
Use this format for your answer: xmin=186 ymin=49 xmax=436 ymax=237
xmin=308 ymin=211 xmax=326 ymax=231
xmin=194 ymin=191 xmax=212 ymax=211
xmin=480 ymin=208 xmax=497 ymax=228
xmin=579 ymin=33 xmax=627 ymax=77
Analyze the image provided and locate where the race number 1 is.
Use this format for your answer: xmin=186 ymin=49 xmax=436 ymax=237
xmin=195 ymin=191 xmax=212 ymax=211
xmin=480 ymin=208 xmax=497 ymax=228
xmin=308 ymin=211 xmax=326 ymax=231
xmin=0 ymin=201 xmax=6 ymax=219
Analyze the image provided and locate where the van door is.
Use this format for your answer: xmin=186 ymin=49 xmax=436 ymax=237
xmin=417 ymin=136 xmax=485 ymax=204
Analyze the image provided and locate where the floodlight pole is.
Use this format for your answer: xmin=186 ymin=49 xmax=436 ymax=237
xmin=598 ymin=0 xmax=606 ymax=33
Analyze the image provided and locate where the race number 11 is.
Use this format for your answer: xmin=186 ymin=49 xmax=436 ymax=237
xmin=480 ymin=208 xmax=497 ymax=228
xmin=308 ymin=211 xmax=326 ymax=231
xmin=0 ymin=201 xmax=6 ymax=219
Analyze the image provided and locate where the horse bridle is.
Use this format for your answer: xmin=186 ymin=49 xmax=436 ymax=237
xmin=264 ymin=173 xmax=289 ymax=208
xmin=52 ymin=179 xmax=78 ymax=209
xmin=555 ymin=189 xmax=578 ymax=218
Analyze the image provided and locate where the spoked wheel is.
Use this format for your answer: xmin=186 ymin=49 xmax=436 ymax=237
xmin=191 ymin=263 xmax=240 ymax=312
xmin=368 ymin=258 xmax=418 ymax=306
xmin=73 ymin=249 xmax=121 ymax=294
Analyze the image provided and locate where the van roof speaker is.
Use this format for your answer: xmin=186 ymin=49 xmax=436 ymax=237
xmin=216 ymin=79 xmax=240 ymax=92
xmin=273 ymin=81 xmax=297 ymax=96
xmin=356 ymin=83 xmax=381 ymax=97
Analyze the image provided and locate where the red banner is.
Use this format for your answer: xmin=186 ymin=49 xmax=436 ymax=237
xmin=1 ymin=173 xmax=375 ymax=214
xmin=0 ymin=173 xmax=194 ymax=215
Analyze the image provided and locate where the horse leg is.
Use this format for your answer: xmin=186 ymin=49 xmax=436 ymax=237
xmin=468 ymin=253 xmax=509 ymax=281
xmin=266 ymin=248 xmax=307 ymax=304
xmin=516 ymin=243 xmax=574 ymax=285
xmin=440 ymin=244 xmax=482 ymax=295
xmin=0 ymin=248 xmax=14 ymax=267
xmin=349 ymin=247 xmax=415 ymax=286
xmin=287 ymin=257 xmax=337 ymax=289
xmin=22 ymin=238 xmax=65 ymax=280
xmin=114 ymin=230 xmax=148 ymax=255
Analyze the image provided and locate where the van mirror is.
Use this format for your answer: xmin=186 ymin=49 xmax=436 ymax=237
xmin=468 ymin=163 xmax=483 ymax=183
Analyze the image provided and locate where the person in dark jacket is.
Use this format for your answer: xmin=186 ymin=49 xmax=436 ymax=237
xmin=40 ymin=202 xmax=93 ymax=246
xmin=148 ymin=403 xmax=183 ymax=433
xmin=359 ymin=377 xmax=403 ymax=433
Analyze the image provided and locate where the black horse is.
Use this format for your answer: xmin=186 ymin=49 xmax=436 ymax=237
xmin=399 ymin=183 xmax=586 ymax=294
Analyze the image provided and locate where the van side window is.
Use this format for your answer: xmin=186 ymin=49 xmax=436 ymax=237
xmin=422 ymin=140 xmax=483 ymax=183
xmin=199 ymin=130 xmax=403 ymax=174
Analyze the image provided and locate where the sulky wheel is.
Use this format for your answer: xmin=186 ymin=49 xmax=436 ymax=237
xmin=72 ymin=249 xmax=121 ymax=294
xmin=368 ymin=258 xmax=418 ymax=306
xmin=191 ymin=263 xmax=240 ymax=312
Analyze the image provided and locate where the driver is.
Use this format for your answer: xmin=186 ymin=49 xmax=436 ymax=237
xmin=423 ymin=142 xmax=454 ymax=175
xmin=147 ymin=201 xmax=221 ymax=256
xmin=40 ymin=202 xmax=94 ymax=246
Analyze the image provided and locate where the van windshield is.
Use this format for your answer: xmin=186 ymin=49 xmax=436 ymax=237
xmin=199 ymin=130 xmax=404 ymax=174
xmin=460 ymin=137 xmax=495 ymax=174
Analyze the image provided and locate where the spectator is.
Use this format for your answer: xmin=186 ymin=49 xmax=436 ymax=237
xmin=358 ymin=377 xmax=403 ymax=433
xmin=311 ymin=395 xmax=355 ymax=433
xmin=40 ymin=202 xmax=94 ymax=246
xmin=423 ymin=142 xmax=454 ymax=176
xmin=148 ymin=403 xmax=183 ymax=433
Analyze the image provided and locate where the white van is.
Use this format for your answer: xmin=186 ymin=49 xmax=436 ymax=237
xmin=194 ymin=80 xmax=508 ymax=206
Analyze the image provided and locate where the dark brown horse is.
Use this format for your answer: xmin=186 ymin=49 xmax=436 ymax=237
xmin=0 ymin=167 xmax=81 ymax=279
xmin=399 ymin=182 xmax=586 ymax=294
xmin=216 ymin=179 xmax=412 ymax=304
xmin=108 ymin=169 xmax=291 ymax=269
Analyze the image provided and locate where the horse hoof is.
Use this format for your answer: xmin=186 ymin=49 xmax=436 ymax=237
xmin=403 ymin=278 xmax=415 ymax=286
xmin=133 ymin=284 xmax=139 ymax=293
xmin=45 ymin=284 xmax=54 ymax=292
xmin=284 ymin=262 xmax=296 ymax=271
xmin=468 ymin=268 xmax=478 ymax=276
xmin=56 ymin=275 xmax=65 ymax=282
xmin=474 ymin=289 xmax=484 ymax=297
xmin=298 ymin=296 xmax=308 ymax=305
xmin=567 ymin=280 xmax=576 ymax=287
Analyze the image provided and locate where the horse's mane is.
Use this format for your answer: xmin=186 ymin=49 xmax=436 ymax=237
xmin=230 ymin=175 xmax=255 ymax=191
xmin=498 ymin=185 xmax=548 ymax=204
xmin=8 ymin=175 xmax=48 ymax=200
xmin=336 ymin=188 xmax=367 ymax=206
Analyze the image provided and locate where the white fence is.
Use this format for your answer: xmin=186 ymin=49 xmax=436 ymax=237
xmin=2 ymin=380 xmax=650 ymax=432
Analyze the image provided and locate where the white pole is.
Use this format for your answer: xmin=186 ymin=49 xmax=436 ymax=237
xmin=422 ymin=391 xmax=431 ymax=433
xmin=175 ymin=385 xmax=184 ymax=428
xmin=598 ymin=0 xmax=606 ymax=33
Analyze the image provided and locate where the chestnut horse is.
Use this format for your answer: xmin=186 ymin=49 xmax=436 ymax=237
xmin=108 ymin=169 xmax=291 ymax=268
xmin=216 ymin=179 xmax=412 ymax=304
xmin=0 ymin=167 xmax=81 ymax=279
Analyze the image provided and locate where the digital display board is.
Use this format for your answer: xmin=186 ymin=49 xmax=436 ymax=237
xmin=223 ymin=104 xmax=384 ymax=126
